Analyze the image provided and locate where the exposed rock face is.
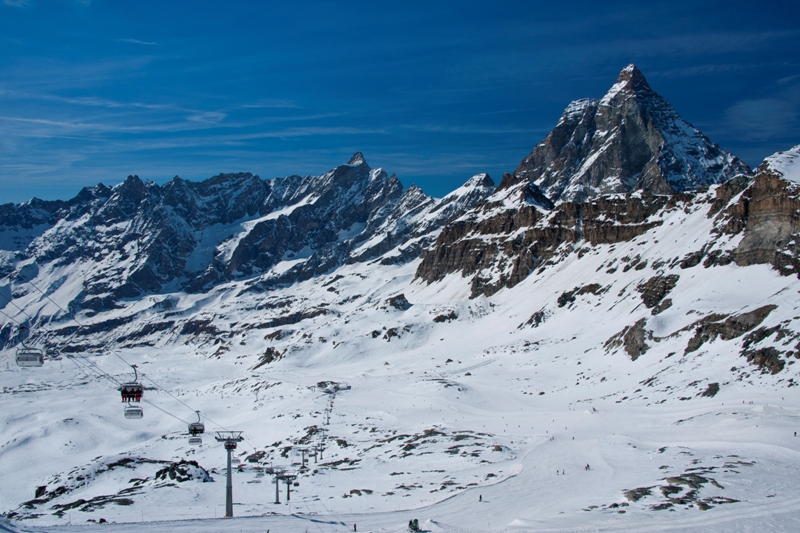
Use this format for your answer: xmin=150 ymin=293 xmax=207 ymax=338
xmin=415 ymin=191 xmax=670 ymax=297
xmin=716 ymin=149 xmax=800 ymax=278
xmin=605 ymin=318 xmax=650 ymax=361
xmin=509 ymin=65 xmax=750 ymax=203
xmin=683 ymin=306 xmax=777 ymax=355
xmin=637 ymin=274 xmax=679 ymax=314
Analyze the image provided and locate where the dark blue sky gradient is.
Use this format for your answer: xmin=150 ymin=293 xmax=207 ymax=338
xmin=1 ymin=0 xmax=799 ymax=203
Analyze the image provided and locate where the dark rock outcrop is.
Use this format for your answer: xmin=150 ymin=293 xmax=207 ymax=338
xmin=605 ymin=318 xmax=650 ymax=361
xmin=637 ymin=274 xmax=679 ymax=314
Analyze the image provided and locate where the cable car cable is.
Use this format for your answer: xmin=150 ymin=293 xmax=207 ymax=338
xmin=0 ymin=289 xmax=35 ymax=321
xmin=4 ymin=263 xmax=259 ymax=442
xmin=23 ymin=274 xmax=246 ymax=435
xmin=0 ymin=274 xmax=198 ymax=429
xmin=141 ymin=398 xmax=189 ymax=425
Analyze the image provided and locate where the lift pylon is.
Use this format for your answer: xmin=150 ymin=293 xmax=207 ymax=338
xmin=215 ymin=431 xmax=244 ymax=518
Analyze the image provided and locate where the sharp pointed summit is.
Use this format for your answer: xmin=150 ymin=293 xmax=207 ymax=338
xmin=615 ymin=64 xmax=652 ymax=92
xmin=348 ymin=152 xmax=368 ymax=166
xmin=512 ymin=64 xmax=751 ymax=202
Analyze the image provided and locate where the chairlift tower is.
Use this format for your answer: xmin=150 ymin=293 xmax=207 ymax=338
xmin=215 ymin=431 xmax=244 ymax=518
xmin=298 ymin=447 xmax=309 ymax=469
xmin=281 ymin=473 xmax=298 ymax=501
xmin=269 ymin=467 xmax=285 ymax=504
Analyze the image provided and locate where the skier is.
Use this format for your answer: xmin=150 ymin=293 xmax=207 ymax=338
xmin=585 ymin=463 xmax=590 ymax=471
xmin=479 ymin=494 xmax=482 ymax=502
xmin=354 ymin=524 xmax=357 ymax=532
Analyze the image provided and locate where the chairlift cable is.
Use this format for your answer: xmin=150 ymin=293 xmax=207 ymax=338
xmin=23 ymin=277 xmax=136 ymax=365
xmin=2 ymin=277 xmax=194 ymax=425
xmin=67 ymin=354 xmax=118 ymax=386
xmin=4 ymin=262 xmax=256 ymax=436
xmin=21 ymin=278 xmax=185 ymax=415
xmin=0 ymin=307 xmax=22 ymax=325
xmin=0 ymin=289 xmax=35 ymax=322
xmin=142 ymin=398 xmax=189 ymax=425
xmin=67 ymin=354 xmax=123 ymax=386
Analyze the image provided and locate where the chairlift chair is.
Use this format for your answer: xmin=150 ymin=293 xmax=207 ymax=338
xmin=188 ymin=436 xmax=203 ymax=446
xmin=232 ymin=457 xmax=241 ymax=465
xmin=120 ymin=365 xmax=143 ymax=402
xmin=188 ymin=411 xmax=205 ymax=437
xmin=124 ymin=404 xmax=144 ymax=419
xmin=15 ymin=346 xmax=45 ymax=367
xmin=14 ymin=327 xmax=45 ymax=367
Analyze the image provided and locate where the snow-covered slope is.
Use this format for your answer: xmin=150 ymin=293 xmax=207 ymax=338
xmin=764 ymin=144 xmax=800 ymax=184
xmin=2 ymin=152 xmax=800 ymax=531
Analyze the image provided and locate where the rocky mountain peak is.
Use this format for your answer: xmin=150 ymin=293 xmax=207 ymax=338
xmin=461 ymin=172 xmax=495 ymax=190
xmin=611 ymin=64 xmax=652 ymax=94
xmin=512 ymin=64 xmax=750 ymax=203
xmin=348 ymin=152 xmax=368 ymax=166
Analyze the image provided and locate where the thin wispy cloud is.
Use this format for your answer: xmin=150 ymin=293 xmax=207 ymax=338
xmin=116 ymin=38 xmax=158 ymax=46
xmin=2 ymin=0 xmax=30 ymax=7
xmin=187 ymin=111 xmax=227 ymax=124
xmin=240 ymin=100 xmax=299 ymax=109
xmin=724 ymin=98 xmax=799 ymax=141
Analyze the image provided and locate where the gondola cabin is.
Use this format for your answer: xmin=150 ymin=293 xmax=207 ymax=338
xmin=188 ymin=436 xmax=202 ymax=446
xmin=16 ymin=347 xmax=44 ymax=367
xmin=124 ymin=405 xmax=144 ymax=419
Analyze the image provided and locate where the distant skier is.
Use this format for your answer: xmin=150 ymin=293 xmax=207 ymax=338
xmin=479 ymin=494 xmax=482 ymax=502
xmin=585 ymin=463 xmax=590 ymax=471
xmin=354 ymin=524 xmax=357 ymax=532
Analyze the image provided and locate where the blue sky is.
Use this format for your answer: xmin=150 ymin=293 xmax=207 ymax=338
xmin=1 ymin=0 xmax=798 ymax=203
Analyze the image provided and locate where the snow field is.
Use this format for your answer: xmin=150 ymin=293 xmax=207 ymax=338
xmin=3 ymin=182 xmax=800 ymax=531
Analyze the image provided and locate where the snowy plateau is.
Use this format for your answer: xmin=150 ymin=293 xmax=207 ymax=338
xmin=1 ymin=66 xmax=800 ymax=533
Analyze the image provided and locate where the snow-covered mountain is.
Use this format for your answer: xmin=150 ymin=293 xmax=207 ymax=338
xmin=1 ymin=73 xmax=800 ymax=533
xmin=509 ymin=64 xmax=750 ymax=203
xmin=0 ymin=152 xmax=493 ymax=329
